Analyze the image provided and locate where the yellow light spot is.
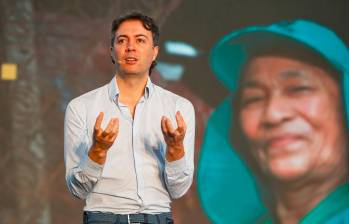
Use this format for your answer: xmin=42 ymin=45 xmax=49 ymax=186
xmin=1 ymin=63 xmax=18 ymax=80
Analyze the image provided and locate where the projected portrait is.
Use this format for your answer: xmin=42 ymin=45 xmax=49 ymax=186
xmin=198 ymin=20 xmax=349 ymax=223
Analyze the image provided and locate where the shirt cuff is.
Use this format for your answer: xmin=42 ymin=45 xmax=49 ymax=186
xmin=80 ymin=153 xmax=104 ymax=179
xmin=165 ymin=156 xmax=188 ymax=176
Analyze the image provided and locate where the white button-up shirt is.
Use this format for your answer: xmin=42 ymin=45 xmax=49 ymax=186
xmin=64 ymin=77 xmax=195 ymax=214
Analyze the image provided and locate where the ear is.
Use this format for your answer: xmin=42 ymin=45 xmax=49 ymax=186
xmin=110 ymin=47 xmax=115 ymax=64
xmin=152 ymin=45 xmax=159 ymax=61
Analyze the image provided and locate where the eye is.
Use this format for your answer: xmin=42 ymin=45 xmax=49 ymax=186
xmin=239 ymin=87 xmax=267 ymax=107
xmin=241 ymin=96 xmax=265 ymax=106
xmin=287 ymin=85 xmax=314 ymax=93
xmin=116 ymin=38 xmax=126 ymax=44
xmin=240 ymin=91 xmax=266 ymax=107
xmin=136 ymin=38 xmax=146 ymax=44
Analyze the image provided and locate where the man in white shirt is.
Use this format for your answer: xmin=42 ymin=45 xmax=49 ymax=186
xmin=64 ymin=11 xmax=195 ymax=224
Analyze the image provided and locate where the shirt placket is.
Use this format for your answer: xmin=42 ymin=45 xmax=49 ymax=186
xmin=132 ymin=97 xmax=146 ymax=210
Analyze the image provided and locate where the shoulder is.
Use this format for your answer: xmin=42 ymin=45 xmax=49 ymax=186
xmin=67 ymin=84 xmax=108 ymax=110
xmin=153 ymin=84 xmax=194 ymax=111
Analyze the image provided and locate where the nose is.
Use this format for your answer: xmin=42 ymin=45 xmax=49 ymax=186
xmin=126 ymin=40 xmax=135 ymax=52
xmin=261 ymin=94 xmax=293 ymax=128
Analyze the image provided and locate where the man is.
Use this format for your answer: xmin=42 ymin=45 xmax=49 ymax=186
xmin=198 ymin=20 xmax=349 ymax=223
xmin=64 ymin=12 xmax=195 ymax=224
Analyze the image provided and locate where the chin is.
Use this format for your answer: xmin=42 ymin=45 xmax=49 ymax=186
xmin=264 ymin=157 xmax=310 ymax=182
xmin=269 ymin=167 xmax=309 ymax=182
xmin=119 ymin=67 xmax=140 ymax=75
xmin=122 ymin=70 xmax=139 ymax=75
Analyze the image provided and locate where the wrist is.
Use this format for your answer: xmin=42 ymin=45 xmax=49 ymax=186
xmin=88 ymin=144 xmax=107 ymax=165
xmin=166 ymin=145 xmax=185 ymax=162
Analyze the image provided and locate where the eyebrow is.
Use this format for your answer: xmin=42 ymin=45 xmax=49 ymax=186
xmin=279 ymin=69 xmax=311 ymax=80
xmin=116 ymin=34 xmax=149 ymax=39
xmin=240 ymin=69 xmax=312 ymax=89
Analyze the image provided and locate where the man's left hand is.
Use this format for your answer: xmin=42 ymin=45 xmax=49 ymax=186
xmin=161 ymin=111 xmax=186 ymax=162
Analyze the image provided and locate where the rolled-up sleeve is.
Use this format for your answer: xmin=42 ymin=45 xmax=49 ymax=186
xmin=64 ymin=101 xmax=103 ymax=199
xmin=164 ymin=100 xmax=195 ymax=199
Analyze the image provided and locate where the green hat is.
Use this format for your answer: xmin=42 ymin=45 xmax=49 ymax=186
xmin=198 ymin=20 xmax=349 ymax=223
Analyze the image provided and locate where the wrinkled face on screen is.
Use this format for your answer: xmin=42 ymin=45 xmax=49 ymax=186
xmin=237 ymin=55 xmax=347 ymax=182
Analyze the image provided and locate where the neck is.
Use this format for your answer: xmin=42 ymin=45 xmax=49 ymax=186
xmin=115 ymin=73 xmax=148 ymax=102
xmin=267 ymin=165 xmax=349 ymax=223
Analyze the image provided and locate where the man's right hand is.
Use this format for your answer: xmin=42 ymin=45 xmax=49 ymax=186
xmin=88 ymin=112 xmax=119 ymax=165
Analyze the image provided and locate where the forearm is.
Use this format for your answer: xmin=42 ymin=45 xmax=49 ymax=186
xmin=66 ymin=153 xmax=103 ymax=199
xmin=165 ymin=101 xmax=195 ymax=199
xmin=165 ymin=156 xmax=194 ymax=199
xmin=64 ymin=102 xmax=105 ymax=199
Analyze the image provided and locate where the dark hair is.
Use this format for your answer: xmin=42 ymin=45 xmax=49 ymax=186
xmin=110 ymin=11 xmax=160 ymax=75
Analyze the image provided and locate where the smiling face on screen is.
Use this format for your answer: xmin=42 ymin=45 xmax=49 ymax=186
xmin=237 ymin=54 xmax=347 ymax=182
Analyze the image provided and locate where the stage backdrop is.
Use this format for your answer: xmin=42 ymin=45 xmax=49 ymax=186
xmin=0 ymin=0 xmax=348 ymax=223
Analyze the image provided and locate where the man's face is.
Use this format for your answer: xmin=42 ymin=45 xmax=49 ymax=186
xmin=112 ymin=20 xmax=158 ymax=76
xmin=238 ymin=55 xmax=347 ymax=182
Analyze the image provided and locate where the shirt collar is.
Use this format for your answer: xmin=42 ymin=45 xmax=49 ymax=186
xmin=108 ymin=76 xmax=154 ymax=102
xmin=144 ymin=76 xmax=154 ymax=99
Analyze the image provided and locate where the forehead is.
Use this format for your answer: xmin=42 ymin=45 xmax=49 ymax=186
xmin=116 ymin=20 xmax=152 ymax=37
xmin=241 ymin=55 xmax=336 ymax=84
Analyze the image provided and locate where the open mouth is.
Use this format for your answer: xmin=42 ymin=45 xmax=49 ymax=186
xmin=124 ymin=57 xmax=138 ymax=64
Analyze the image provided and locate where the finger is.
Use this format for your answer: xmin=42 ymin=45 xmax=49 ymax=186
xmin=110 ymin=134 xmax=117 ymax=142
xmin=175 ymin=111 xmax=186 ymax=134
xmin=110 ymin=118 xmax=119 ymax=137
xmin=110 ymin=119 xmax=119 ymax=142
xmin=165 ymin=117 xmax=175 ymax=135
xmin=161 ymin=116 xmax=168 ymax=135
xmin=106 ymin=118 xmax=119 ymax=141
xmin=94 ymin=112 xmax=104 ymax=131
xmin=103 ymin=118 xmax=116 ymax=137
